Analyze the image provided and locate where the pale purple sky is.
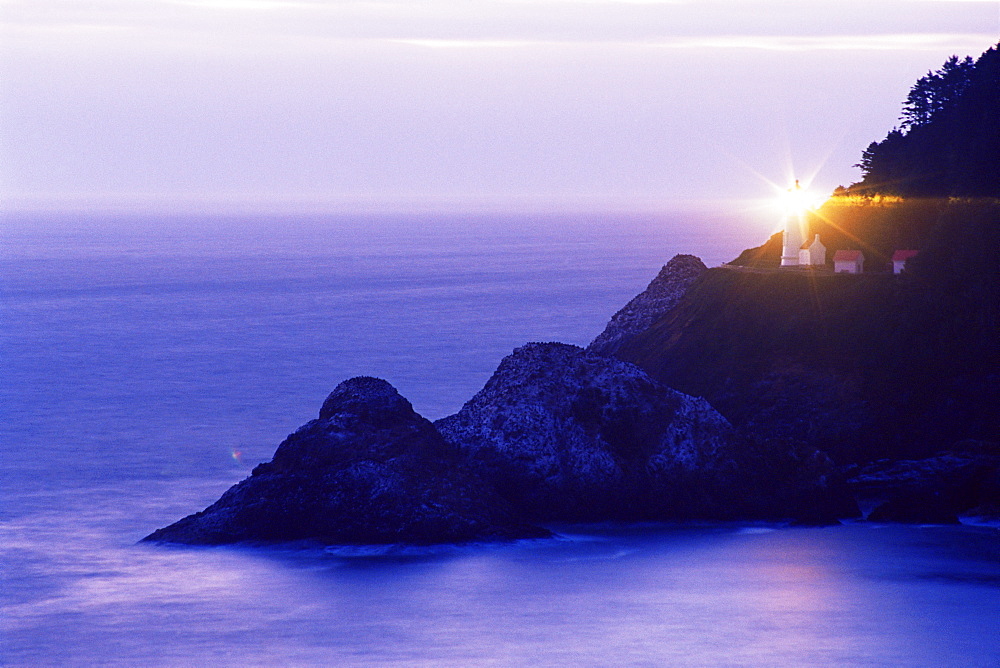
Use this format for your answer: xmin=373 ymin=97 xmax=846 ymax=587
xmin=2 ymin=0 xmax=998 ymax=213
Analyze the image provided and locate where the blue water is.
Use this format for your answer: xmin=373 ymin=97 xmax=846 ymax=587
xmin=2 ymin=211 xmax=998 ymax=666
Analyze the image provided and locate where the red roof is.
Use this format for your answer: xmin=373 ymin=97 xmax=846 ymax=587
xmin=833 ymin=250 xmax=863 ymax=261
xmin=892 ymin=250 xmax=919 ymax=262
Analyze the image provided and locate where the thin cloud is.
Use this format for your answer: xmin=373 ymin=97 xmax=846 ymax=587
xmin=166 ymin=0 xmax=319 ymax=9
xmin=666 ymin=33 xmax=996 ymax=51
xmin=389 ymin=39 xmax=531 ymax=49
xmin=387 ymin=33 xmax=995 ymax=51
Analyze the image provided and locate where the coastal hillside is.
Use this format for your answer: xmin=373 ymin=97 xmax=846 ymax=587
xmin=618 ymin=200 xmax=1000 ymax=464
xmin=618 ymin=45 xmax=1000 ymax=466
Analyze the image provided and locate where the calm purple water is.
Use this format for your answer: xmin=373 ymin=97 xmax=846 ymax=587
xmin=2 ymin=211 xmax=998 ymax=666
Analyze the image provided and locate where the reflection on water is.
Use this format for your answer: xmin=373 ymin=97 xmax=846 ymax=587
xmin=3 ymin=495 xmax=999 ymax=666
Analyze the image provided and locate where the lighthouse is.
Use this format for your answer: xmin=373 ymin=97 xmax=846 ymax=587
xmin=780 ymin=180 xmax=807 ymax=267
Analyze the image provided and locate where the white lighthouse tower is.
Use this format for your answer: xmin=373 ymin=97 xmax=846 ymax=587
xmin=780 ymin=180 xmax=807 ymax=267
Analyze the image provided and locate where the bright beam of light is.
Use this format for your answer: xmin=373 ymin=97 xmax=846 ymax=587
xmin=775 ymin=180 xmax=828 ymax=216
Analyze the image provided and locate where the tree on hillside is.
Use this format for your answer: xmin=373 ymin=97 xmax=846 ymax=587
xmin=900 ymin=55 xmax=975 ymax=130
xmin=854 ymin=130 xmax=905 ymax=193
xmin=848 ymin=43 xmax=999 ymax=197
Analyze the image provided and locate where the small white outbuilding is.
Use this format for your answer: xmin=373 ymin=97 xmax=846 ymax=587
xmin=798 ymin=234 xmax=827 ymax=266
xmin=833 ymin=250 xmax=865 ymax=274
xmin=892 ymin=250 xmax=919 ymax=274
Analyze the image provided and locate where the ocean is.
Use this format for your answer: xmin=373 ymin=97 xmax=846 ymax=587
xmin=2 ymin=210 xmax=998 ymax=666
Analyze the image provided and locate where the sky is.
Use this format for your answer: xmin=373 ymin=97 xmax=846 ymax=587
xmin=1 ymin=0 xmax=998 ymax=213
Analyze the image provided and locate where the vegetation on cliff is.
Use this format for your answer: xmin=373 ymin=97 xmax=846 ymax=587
xmin=847 ymin=42 xmax=999 ymax=198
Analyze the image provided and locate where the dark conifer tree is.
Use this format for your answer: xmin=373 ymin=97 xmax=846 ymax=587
xmin=900 ymin=55 xmax=975 ymax=130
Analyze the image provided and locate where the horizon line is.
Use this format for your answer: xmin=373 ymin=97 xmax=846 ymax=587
xmin=0 ymin=194 xmax=777 ymax=217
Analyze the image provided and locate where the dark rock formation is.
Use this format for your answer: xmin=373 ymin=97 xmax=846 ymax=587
xmin=587 ymin=254 xmax=706 ymax=357
xmin=848 ymin=444 xmax=1000 ymax=524
xmin=144 ymin=377 xmax=548 ymax=546
xmin=435 ymin=342 xmax=853 ymax=523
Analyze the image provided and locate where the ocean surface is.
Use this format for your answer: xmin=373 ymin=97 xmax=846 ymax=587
xmin=2 ymin=210 xmax=999 ymax=667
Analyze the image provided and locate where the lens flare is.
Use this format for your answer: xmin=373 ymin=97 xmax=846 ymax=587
xmin=776 ymin=179 xmax=826 ymax=216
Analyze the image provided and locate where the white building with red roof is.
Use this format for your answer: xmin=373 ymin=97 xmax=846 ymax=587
xmin=892 ymin=250 xmax=919 ymax=274
xmin=833 ymin=250 xmax=865 ymax=274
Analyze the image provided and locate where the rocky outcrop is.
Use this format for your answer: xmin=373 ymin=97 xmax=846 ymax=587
xmin=436 ymin=342 xmax=747 ymax=521
xmin=435 ymin=342 xmax=857 ymax=523
xmin=587 ymin=254 xmax=706 ymax=357
xmin=143 ymin=377 xmax=548 ymax=546
xmin=848 ymin=444 xmax=1000 ymax=524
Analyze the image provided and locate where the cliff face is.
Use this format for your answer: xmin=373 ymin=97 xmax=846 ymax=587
xmin=587 ymin=254 xmax=706 ymax=356
xmin=144 ymin=377 xmax=548 ymax=546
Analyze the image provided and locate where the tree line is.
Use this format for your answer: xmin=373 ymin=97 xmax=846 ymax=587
xmin=843 ymin=42 xmax=999 ymax=198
